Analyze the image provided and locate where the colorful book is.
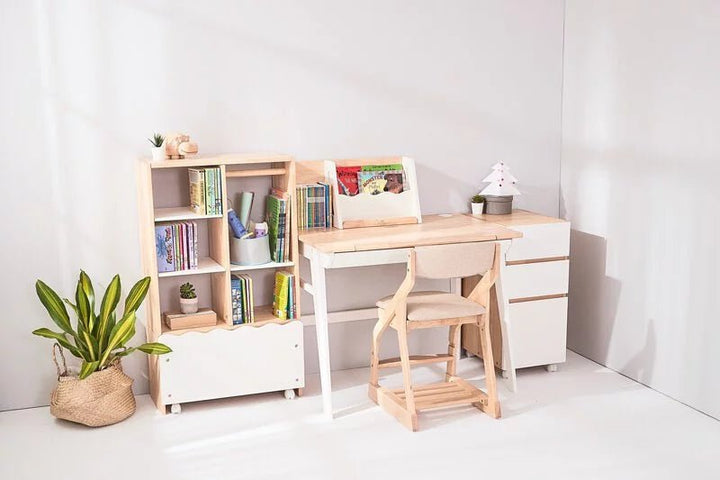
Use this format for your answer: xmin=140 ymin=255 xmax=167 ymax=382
xmin=273 ymin=272 xmax=290 ymax=320
xmin=188 ymin=169 xmax=206 ymax=214
xmin=358 ymin=172 xmax=387 ymax=195
xmin=336 ymin=166 xmax=361 ymax=196
xmin=155 ymin=225 xmax=174 ymax=272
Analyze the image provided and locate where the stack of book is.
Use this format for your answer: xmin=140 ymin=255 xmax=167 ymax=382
xmin=231 ymin=274 xmax=255 ymax=325
xmin=272 ymin=271 xmax=296 ymax=320
xmin=265 ymin=189 xmax=291 ymax=262
xmin=296 ymin=183 xmax=332 ymax=229
xmin=155 ymin=222 xmax=199 ymax=273
xmin=189 ymin=167 xmax=223 ymax=215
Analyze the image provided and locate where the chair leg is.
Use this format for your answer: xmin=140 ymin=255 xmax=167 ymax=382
xmin=446 ymin=324 xmax=461 ymax=381
xmin=369 ymin=312 xmax=391 ymax=403
xmin=396 ymin=321 xmax=418 ymax=430
xmin=478 ymin=315 xmax=501 ymax=418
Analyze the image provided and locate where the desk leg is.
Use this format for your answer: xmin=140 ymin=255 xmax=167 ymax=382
xmin=496 ymin=241 xmax=518 ymax=392
xmin=309 ymin=249 xmax=333 ymax=419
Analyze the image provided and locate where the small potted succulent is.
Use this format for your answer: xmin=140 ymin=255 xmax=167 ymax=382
xmin=179 ymin=282 xmax=198 ymax=314
xmin=470 ymin=194 xmax=485 ymax=215
xmin=148 ymin=133 xmax=165 ymax=162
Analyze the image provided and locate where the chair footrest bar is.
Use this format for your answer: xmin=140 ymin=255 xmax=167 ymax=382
xmin=378 ymin=354 xmax=454 ymax=369
xmin=389 ymin=379 xmax=488 ymax=411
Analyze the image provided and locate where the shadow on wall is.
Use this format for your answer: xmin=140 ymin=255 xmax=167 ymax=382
xmin=566 ymin=229 xmax=622 ymax=365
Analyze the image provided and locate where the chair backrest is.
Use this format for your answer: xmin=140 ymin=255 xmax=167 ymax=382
xmin=413 ymin=242 xmax=496 ymax=279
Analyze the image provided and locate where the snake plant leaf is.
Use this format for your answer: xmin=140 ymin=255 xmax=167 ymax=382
xmin=75 ymin=277 xmax=93 ymax=332
xmin=63 ymin=298 xmax=79 ymax=318
xmin=137 ymin=343 xmax=172 ymax=355
xmin=79 ymin=270 xmax=95 ymax=314
xmin=100 ymin=310 xmax=136 ymax=365
xmin=79 ymin=360 xmax=100 ymax=380
xmin=97 ymin=275 xmax=121 ymax=347
xmin=36 ymin=280 xmax=74 ymax=335
xmin=32 ymin=328 xmax=82 ymax=358
xmin=124 ymin=276 xmax=150 ymax=315
xmin=112 ymin=347 xmax=137 ymax=359
xmin=76 ymin=320 xmax=98 ymax=360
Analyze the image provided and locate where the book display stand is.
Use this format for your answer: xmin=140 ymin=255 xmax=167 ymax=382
xmin=297 ymin=156 xmax=422 ymax=229
xmin=137 ymin=154 xmax=304 ymax=414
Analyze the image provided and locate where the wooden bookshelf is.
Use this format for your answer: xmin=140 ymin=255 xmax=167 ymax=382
xmin=137 ymin=154 xmax=303 ymax=414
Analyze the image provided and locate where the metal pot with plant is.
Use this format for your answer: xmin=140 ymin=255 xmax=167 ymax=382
xmin=32 ymin=271 xmax=172 ymax=426
xmin=180 ymin=282 xmax=198 ymax=314
xmin=148 ymin=133 xmax=165 ymax=162
xmin=470 ymin=194 xmax=485 ymax=215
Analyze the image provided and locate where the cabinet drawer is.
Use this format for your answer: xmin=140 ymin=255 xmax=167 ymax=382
xmin=506 ymin=222 xmax=570 ymax=261
xmin=503 ymin=260 xmax=569 ymax=300
xmin=158 ymin=321 xmax=304 ymax=405
xmin=510 ymin=297 xmax=567 ymax=369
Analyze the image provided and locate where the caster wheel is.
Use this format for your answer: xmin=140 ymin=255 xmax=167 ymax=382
xmin=170 ymin=403 xmax=181 ymax=414
xmin=545 ymin=364 xmax=558 ymax=373
xmin=284 ymin=389 xmax=296 ymax=400
xmin=500 ymin=370 xmax=510 ymax=379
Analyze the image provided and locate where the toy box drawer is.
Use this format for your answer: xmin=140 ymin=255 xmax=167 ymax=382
xmin=158 ymin=321 xmax=304 ymax=405
xmin=510 ymin=297 xmax=568 ymax=369
xmin=506 ymin=222 xmax=570 ymax=261
xmin=503 ymin=260 xmax=569 ymax=300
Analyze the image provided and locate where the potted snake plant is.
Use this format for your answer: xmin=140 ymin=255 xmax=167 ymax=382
xmin=32 ymin=271 xmax=171 ymax=426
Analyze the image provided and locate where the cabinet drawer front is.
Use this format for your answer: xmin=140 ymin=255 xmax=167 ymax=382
xmin=506 ymin=222 xmax=570 ymax=261
xmin=504 ymin=260 xmax=569 ymax=300
xmin=510 ymin=297 xmax=567 ymax=369
xmin=159 ymin=321 xmax=304 ymax=405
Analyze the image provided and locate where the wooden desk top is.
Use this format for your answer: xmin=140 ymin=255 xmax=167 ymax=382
xmin=468 ymin=209 xmax=568 ymax=227
xmin=298 ymin=213 xmax=522 ymax=254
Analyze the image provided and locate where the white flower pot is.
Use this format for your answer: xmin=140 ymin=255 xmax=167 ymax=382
xmin=471 ymin=202 xmax=484 ymax=215
xmin=179 ymin=297 xmax=198 ymax=314
xmin=151 ymin=146 xmax=165 ymax=162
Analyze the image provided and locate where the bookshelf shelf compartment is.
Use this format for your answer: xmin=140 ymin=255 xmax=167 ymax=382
xmin=229 ymin=261 xmax=294 ymax=272
xmin=157 ymin=257 xmax=225 ymax=278
xmin=154 ymin=206 xmax=224 ymax=222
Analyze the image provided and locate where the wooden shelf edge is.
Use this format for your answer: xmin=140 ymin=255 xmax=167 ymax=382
xmin=226 ymin=168 xmax=287 ymax=178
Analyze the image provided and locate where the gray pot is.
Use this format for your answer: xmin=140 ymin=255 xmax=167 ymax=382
xmin=484 ymin=195 xmax=513 ymax=215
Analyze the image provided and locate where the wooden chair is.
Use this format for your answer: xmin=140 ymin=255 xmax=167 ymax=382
xmin=368 ymin=242 xmax=501 ymax=431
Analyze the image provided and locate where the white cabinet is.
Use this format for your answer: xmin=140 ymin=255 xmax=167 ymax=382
xmin=463 ymin=210 xmax=570 ymax=372
xmin=159 ymin=321 xmax=304 ymax=405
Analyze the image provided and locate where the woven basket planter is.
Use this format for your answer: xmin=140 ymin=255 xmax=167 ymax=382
xmin=50 ymin=344 xmax=136 ymax=427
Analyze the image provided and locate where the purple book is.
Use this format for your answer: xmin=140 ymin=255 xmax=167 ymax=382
xmin=155 ymin=225 xmax=174 ymax=273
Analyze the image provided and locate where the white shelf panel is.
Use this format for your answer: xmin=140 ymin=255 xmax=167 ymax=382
xmin=229 ymin=261 xmax=294 ymax=272
xmin=158 ymin=257 xmax=226 ymax=278
xmin=154 ymin=206 xmax=223 ymax=222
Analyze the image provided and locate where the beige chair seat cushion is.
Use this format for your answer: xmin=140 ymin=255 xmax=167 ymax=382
xmin=376 ymin=291 xmax=485 ymax=321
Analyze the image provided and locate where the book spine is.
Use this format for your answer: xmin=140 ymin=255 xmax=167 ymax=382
xmin=189 ymin=169 xmax=201 ymax=214
xmin=215 ymin=168 xmax=223 ymax=214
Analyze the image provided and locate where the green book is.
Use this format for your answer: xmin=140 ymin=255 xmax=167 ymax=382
xmin=361 ymin=164 xmax=403 ymax=172
xmin=266 ymin=195 xmax=282 ymax=262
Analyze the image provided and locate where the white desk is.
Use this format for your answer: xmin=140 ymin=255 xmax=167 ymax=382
xmin=299 ymin=214 xmax=523 ymax=418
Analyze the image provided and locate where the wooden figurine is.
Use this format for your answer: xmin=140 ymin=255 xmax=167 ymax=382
xmin=164 ymin=132 xmax=199 ymax=159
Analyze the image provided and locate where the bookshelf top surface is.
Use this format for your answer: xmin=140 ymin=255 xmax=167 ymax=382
xmin=145 ymin=153 xmax=293 ymax=169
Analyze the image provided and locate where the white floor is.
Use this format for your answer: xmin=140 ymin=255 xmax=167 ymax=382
xmin=2 ymin=351 xmax=719 ymax=480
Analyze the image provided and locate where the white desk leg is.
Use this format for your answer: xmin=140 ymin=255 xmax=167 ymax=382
xmin=309 ymin=248 xmax=333 ymax=419
xmin=496 ymin=241 xmax=517 ymax=392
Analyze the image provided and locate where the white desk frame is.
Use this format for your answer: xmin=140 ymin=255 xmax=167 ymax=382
xmin=300 ymin=240 xmax=517 ymax=419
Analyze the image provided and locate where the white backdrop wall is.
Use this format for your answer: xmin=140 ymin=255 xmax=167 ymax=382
xmin=561 ymin=1 xmax=720 ymax=418
xmin=0 ymin=0 xmax=564 ymax=410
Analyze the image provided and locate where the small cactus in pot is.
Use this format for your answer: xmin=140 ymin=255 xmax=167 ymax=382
xmin=179 ymin=282 xmax=198 ymax=314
